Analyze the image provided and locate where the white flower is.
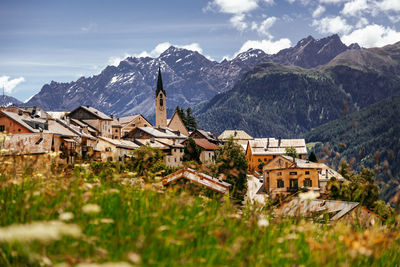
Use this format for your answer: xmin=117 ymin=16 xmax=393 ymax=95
xmin=257 ymin=216 xmax=269 ymax=228
xmin=299 ymin=191 xmax=320 ymax=200
xmin=59 ymin=212 xmax=74 ymax=221
xmin=127 ymin=252 xmax=141 ymax=264
xmin=82 ymin=204 xmax=101 ymax=214
xmin=76 ymin=262 xmax=132 ymax=267
xmin=0 ymin=221 xmax=81 ymax=243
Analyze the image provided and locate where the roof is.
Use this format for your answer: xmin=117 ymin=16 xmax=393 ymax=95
xmin=133 ymin=126 xmax=187 ymax=139
xmin=190 ymin=129 xmax=218 ymax=142
xmin=155 ymin=67 xmax=166 ymax=96
xmin=219 ymin=130 xmax=253 ymax=140
xmin=118 ymin=115 xmax=140 ymax=126
xmin=190 ymin=138 xmax=219 ymax=150
xmin=55 ymin=119 xmax=96 ymax=140
xmin=163 ymin=168 xmax=231 ymax=194
xmin=247 ymin=138 xmax=307 ymax=155
xmin=0 ymin=110 xmax=38 ymax=132
xmin=112 ymin=118 xmax=122 ymax=127
xmin=47 ymin=120 xmax=78 ymax=137
xmin=70 ymin=106 xmax=112 ymax=121
xmin=70 ymin=118 xmax=99 ymax=134
xmin=134 ymin=138 xmax=170 ymax=149
xmin=277 ymin=198 xmax=360 ymax=221
xmin=281 ymin=155 xmax=325 ymax=169
xmin=98 ymin=137 xmax=139 ymax=150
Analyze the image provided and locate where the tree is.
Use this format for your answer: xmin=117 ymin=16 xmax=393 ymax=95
xmin=284 ymin=146 xmax=298 ymax=158
xmin=327 ymin=161 xmax=380 ymax=210
xmin=130 ymin=145 xmax=165 ymax=177
xmin=215 ymin=137 xmax=248 ymax=202
xmin=308 ymin=151 xmax=317 ymax=162
xmin=185 ymin=107 xmax=197 ymax=132
xmin=183 ymin=138 xmax=201 ymax=163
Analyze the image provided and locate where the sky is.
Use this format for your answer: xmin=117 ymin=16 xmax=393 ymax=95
xmin=1 ymin=0 xmax=399 ymax=102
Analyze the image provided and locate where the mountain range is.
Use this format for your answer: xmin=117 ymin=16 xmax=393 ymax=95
xmin=194 ymin=41 xmax=400 ymax=137
xmin=25 ymin=34 xmax=359 ymax=117
xmin=1 ymin=95 xmax=23 ymax=107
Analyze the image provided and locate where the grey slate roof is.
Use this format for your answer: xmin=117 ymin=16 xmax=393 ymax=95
xmin=70 ymin=106 xmax=112 ymax=120
xmin=248 ymin=138 xmax=307 ymax=155
xmin=278 ymin=198 xmax=360 ymax=221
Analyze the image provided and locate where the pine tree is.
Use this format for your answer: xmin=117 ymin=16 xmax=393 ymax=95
xmin=308 ymin=151 xmax=317 ymax=162
xmin=185 ymin=107 xmax=197 ymax=132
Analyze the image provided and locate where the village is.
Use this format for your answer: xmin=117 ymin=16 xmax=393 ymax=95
xmin=0 ymin=68 xmax=382 ymax=225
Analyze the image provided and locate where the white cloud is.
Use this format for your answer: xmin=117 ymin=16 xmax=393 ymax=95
xmin=81 ymin=23 xmax=97 ymax=33
xmin=312 ymin=16 xmax=353 ymax=34
xmin=230 ymin=14 xmax=248 ymax=31
xmin=205 ymin=0 xmax=259 ymax=14
xmin=341 ymin=0 xmax=369 ymax=17
xmin=356 ymin=17 xmax=369 ymax=28
xmin=312 ymin=5 xmax=326 ymax=18
xmin=256 ymin=17 xmax=277 ymax=37
xmin=236 ymin=38 xmax=292 ymax=55
xmin=377 ymin=0 xmax=400 ymax=11
xmin=342 ymin=24 xmax=400 ymax=47
xmin=319 ymin=0 xmax=346 ymax=4
xmin=0 ymin=76 xmax=25 ymax=93
xmin=108 ymin=42 xmax=205 ymax=66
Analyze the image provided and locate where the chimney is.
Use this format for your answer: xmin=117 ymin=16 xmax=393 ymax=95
xmin=18 ymin=109 xmax=23 ymax=116
xmin=110 ymin=114 xmax=114 ymax=119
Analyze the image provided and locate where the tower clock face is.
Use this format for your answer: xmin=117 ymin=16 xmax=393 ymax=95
xmin=159 ymin=106 xmax=163 ymax=111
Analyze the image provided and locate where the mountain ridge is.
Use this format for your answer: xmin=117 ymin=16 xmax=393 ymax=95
xmin=25 ymin=34 xmax=359 ymax=117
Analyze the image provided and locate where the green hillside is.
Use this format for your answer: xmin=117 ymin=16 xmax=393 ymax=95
xmin=306 ymin=92 xmax=400 ymax=202
xmin=195 ymin=42 xmax=400 ymax=138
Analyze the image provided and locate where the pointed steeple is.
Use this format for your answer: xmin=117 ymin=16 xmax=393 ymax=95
xmin=156 ymin=67 xmax=166 ymax=96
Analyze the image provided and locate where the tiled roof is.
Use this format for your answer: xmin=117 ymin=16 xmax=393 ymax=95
xmin=248 ymin=138 xmax=307 ymax=155
xmin=219 ymin=130 xmax=253 ymax=140
xmin=190 ymin=138 xmax=219 ymax=150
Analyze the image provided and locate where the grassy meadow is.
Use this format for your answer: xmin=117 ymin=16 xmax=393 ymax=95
xmin=1 ymin=155 xmax=400 ymax=266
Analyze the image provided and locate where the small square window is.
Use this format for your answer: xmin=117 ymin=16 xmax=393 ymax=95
xmin=305 ymin=171 xmax=310 ymax=175
xmin=0 ymin=125 xmax=4 ymax=132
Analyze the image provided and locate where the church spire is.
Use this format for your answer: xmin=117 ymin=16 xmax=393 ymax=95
xmin=156 ymin=67 xmax=166 ymax=97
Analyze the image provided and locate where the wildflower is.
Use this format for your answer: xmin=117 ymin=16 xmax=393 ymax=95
xmin=257 ymin=216 xmax=269 ymax=228
xmin=59 ymin=212 xmax=74 ymax=221
xmin=100 ymin=218 xmax=114 ymax=224
xmin=76 ymin=262 xmax=132 ymax=267
xmin=82 ymin=183 xmax=94 ymax=190
xmin=0 ymin=221 xmax=81 ymax=243
xmin=82 ymin=204 xmax=101 ymax=215
xmin=127 ymin=252 xmax=141 ymax=264
xmin=299 ymin=190 xmax=320 ymax=200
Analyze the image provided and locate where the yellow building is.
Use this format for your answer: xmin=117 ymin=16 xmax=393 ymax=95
xmin=263 ymin=155 xmax=321 ymax=198
xmin=246 ymin=138 xmax=307 ymax=172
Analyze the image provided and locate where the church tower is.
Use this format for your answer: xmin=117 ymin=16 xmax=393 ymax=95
xmin=155 ymin=67 xmax=167 ymax=127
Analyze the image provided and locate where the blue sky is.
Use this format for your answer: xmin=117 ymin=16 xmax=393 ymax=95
xmin=1 ymin=0 xmax=399 ymax=102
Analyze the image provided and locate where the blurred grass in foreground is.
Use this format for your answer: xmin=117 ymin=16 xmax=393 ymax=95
xmin=0 ymin=155 xmax=400 ymax=266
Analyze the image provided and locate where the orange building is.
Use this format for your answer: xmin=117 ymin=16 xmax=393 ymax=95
xmin=263 ymin=155 xmax=322 ymax=198
xmin=246 ymin=138 xmax=307 ymax=172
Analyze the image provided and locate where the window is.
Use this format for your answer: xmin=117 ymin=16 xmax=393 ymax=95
xmin=160 ymin=98 xmax=163 ymax=106
xmin=277 ymin=179 xmax=284 ymax=188
xmin=115 ymin=129 xmax=118 ymax=133
xmin=290 ymin=179 xmax=298 ymax=189
xmin=289 ymin=172 xmax=297 ymax=175
xmin=144 ymin=124 xmax=147 ymax=127
xmin=304 ymin=178 xmax=312 ymax=187
xmin=258 ymin=159 xmax=262 ymax=162
xmin=305 ymin=171 xmax=310 ymax=175
xmin=263 ymin=158 xmax=267 ymax=162
xmin=277 ymin=172 xmax=282 ymax=176
xmin=18 ymin=129 xmax=21 ymax=132
xmin=0 ymin=125 xmax=4 ymax=132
